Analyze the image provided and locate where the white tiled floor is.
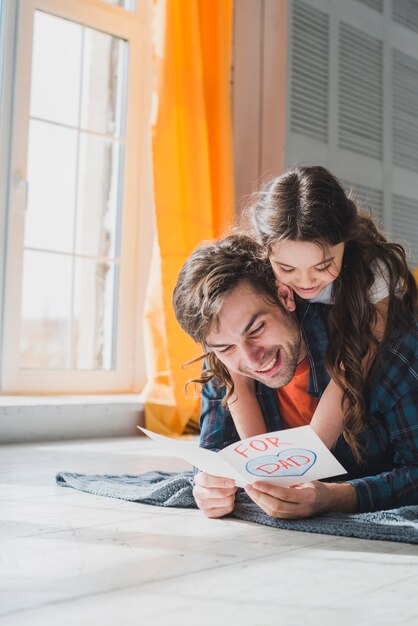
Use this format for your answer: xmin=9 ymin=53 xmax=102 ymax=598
xmin=1 ymin=436 xmax=417 ymax=626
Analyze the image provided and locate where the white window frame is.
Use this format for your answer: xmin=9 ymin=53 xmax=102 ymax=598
xmin=1 ymin=0 xmax=154 ymax=395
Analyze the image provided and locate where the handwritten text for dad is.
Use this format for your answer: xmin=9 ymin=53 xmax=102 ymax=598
xmin=232 ymin=436 xmax=316 ymax=478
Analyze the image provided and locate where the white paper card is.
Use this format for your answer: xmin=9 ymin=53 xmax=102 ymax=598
xmin=139 ymin=425 xmax=347 ymax=488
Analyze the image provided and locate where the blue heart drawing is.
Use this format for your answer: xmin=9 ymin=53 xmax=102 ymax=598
xmin=246 ymin=448 xmax=317 ymax=478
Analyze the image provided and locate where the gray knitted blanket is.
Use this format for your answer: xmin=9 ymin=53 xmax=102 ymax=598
xmin=55 ymin=470 xmax=418 ymax=544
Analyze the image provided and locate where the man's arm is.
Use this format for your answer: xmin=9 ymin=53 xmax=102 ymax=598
xmin=347 ymin=388 xmax=418 ymax=512
xmin=199 ymin=375 xmax=240 ymax=451
xmin=194 ymin=376 xmax=241 ymax=517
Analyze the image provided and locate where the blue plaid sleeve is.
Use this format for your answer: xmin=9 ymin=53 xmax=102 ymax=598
xmin=349 ymin=388 xmax=418 ymax=511
xmin=199 ymin=377 xmax=239 ymax=451
xmin=348 ymin=331 xmax=418 ymax=512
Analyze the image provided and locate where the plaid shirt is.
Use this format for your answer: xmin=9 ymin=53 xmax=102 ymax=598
xmin=199 ymin=303 xmax=418 ymax=513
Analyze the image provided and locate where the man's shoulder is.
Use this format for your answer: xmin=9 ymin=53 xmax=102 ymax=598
xmin=373 ymin=322 xmax=418 ymax=400
xmin=296 ymin=300 xmax=331 ymax=320
xmin=199 ymin=376 xmax=238 ymax=451
xmin=385 ymin=321 xmax=418 ymax=363
xmin=296 ymin=301 xmax=331 ymax=335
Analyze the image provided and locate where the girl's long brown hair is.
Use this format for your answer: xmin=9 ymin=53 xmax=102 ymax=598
xmin=246 ymin=165 xmax=418 ymax=460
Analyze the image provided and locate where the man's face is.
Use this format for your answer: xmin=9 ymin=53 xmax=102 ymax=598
xmin=205 ymin=280 xmax=306 ymax=388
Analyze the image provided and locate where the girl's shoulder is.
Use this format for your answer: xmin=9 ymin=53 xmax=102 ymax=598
xmin=309 ymin=257 xmax=402 ymax=306
xmin=369 ymin=258 xmax=402 ymax=304
xmin=309 ymin=259 xmax=393 ymax=306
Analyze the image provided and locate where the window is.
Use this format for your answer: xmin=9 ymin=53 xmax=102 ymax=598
xmin=1 ymin=0 xmax=153 ymax=393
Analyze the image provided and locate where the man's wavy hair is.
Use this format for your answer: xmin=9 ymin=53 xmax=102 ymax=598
xmin=245 ymin=165 xmax=418 ymax=460
xmin=172 ymin=234 xmax=284 ymax=402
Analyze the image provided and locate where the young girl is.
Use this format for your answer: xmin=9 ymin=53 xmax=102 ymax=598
xmin=229 ymin=165 xmax=418 ymax=459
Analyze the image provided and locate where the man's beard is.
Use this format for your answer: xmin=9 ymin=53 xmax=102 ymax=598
xmin=239 ymin=335 xmax=302 ymax=389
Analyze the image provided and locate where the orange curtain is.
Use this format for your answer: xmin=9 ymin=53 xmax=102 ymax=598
xmin=143 ymin=0 xmax=235 ymax=435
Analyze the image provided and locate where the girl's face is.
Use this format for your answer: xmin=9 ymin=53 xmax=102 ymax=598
xmin=269 ymin=240 xmax=345 ymax=300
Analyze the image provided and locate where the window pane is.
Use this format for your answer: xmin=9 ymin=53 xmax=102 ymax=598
xmin=73 ymin=258 xmax=118 ymax=369
xmin=20 ymin=253 xmax=118 ymax=371
xmin=30 ymin=12 xmax=82 ymax=126
xmin=25 ymin=120 xmax=77 ymax=252
xmin=81 ymin=28 xmax=128 ymax=136
xmin=19 ymin=11 xmax=128 ymax=374
xmin=20 ymin=251 xmax=72 ymax=369
xmin=76 ymin=134 xmax=122 ymax=258
xmin=0 ymin=0 xmax=6 ymax=105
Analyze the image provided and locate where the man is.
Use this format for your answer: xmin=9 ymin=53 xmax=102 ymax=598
xmin=173 ymin=235 xmax=418 ymax=519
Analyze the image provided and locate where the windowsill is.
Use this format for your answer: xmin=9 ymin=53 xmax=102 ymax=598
xmin=0 ymin=393 xmax=144 ymax=406
xmin=0 ymin=394 xmax=145 ymax=444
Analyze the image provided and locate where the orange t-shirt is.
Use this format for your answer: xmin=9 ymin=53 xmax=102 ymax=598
xmin=277 ymin=357 xmax=319 ymax=429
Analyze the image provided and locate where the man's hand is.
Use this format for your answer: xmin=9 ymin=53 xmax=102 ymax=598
xmin=244 ymin=480 xmax=358 ymax=519
xmin=193 ymin=472 xmax=237 ymax=518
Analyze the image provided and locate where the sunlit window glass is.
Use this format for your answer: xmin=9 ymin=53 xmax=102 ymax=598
xmin=20 ymin=11 xmax=128 ymax=370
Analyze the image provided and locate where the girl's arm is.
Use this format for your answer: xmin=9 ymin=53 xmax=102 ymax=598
xmin=227 ymin=372 xmax=267 ymax=439
xmin=309 ymin=378 xmax=345 ymax=449
xmin=311 ymin=297 xmax=389 ymax=449
xmin=372 ymin=296 xmax=389 ymax=341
